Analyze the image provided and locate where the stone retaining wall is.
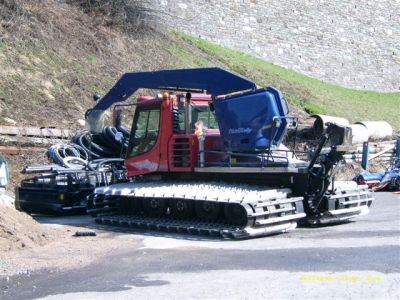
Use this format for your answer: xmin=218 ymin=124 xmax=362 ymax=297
xmin=153 ymin=0 xmax=400 ymax=91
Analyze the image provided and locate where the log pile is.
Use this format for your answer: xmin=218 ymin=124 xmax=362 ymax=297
xmin=0 ymin=125 xmax=72 ymax=155
xmin=343 ymin=141 xmax=397 ymax=163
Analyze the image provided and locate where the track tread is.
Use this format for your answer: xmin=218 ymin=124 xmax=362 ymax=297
xmin=89 ymin=181 xmax=306 ymax=239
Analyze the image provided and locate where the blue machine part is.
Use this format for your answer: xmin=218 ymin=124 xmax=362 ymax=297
xmin=354 ymin=172 xmax=385 ymax=183
xmin=91 ymin=68 xmax=256 ymax=111
xmin=213 ymin=87 xmax=289 ymax=151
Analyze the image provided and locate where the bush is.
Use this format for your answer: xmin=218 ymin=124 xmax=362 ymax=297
xmin=0 ymin=0 xmax=24 ymax=24
xmin=68 ymin=0 xmax=155 ymax=32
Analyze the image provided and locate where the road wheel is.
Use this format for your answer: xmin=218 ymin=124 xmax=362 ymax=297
xmin=224 ymin=203 xmax=247 ymax=226
xmin=142 ymin=198 xmax=167 ymax=217
xmin=195 ymin=201 xmax=220 ymax=222
xmin=169 ymin=199 xmax=193 ymax=219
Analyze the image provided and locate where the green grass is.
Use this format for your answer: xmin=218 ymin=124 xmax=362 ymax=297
xmin=167 ymin=42 xmax=210 ymax=67
xmin=177 ymin=33 xmax=400 ymax=130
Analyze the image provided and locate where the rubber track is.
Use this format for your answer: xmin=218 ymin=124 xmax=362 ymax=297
xmin=88 ymin=181 xmax=306 ymax=239
xmin=95 ymin=214 xmax=248 ymax=239
xmin=304 ymin=183 xmax=373 ymax=225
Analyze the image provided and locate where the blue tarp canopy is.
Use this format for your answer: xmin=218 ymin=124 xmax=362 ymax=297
xmin=92 ymin=68 xmax=257 ymax=110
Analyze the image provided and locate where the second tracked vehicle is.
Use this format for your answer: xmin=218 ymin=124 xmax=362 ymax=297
xmin=86 ymin=68 xmax=373 ymax=238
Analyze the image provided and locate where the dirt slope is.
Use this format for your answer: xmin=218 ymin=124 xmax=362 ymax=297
xmin=0 ymin=0 xmax=220 ymax=129
xmin=0 ymin=204 xmax=58 ymax=252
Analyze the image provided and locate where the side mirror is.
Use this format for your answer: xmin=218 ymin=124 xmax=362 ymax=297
xmin=115 ymin=131 xmax=124 ymax=142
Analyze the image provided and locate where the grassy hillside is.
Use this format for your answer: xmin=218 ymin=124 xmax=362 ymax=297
xmin=0 ymin=0 xmax=398 ymax=130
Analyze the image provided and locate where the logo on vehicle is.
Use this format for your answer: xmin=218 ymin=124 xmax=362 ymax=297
xmin=133 ymin=160 xmax=158 ymax=171
xmin=228 ymin=127 xmax=252 ymax=134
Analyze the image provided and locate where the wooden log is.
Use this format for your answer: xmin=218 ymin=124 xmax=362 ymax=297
xmin=368 ymin=146 xmax=396 ymax=161
xmin=0 ymin=135 xmax=68 ymax=146
xmin=0 ymin=125 xmax=71 ymax=138
xmin=345 ymin=158 xmax=393 ymax=164
xmin=0 ymin=146 xmax=47 ymax=155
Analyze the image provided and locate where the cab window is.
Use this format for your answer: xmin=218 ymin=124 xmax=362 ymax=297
xmin=128 ymin=106 xmax=160 ymax=157
xmin=192 ymin=105 xmax=219 ymax=129
xmin=174 ymin=105 xmax=219 ymax=133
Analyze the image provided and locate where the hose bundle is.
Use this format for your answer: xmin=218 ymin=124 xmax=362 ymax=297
xmin=48 ymin=144 xmax=89 ymax=169
xmin=49 ymin=126 xmax=130 ymax=169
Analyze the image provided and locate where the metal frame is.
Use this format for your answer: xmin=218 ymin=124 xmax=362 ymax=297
xmin=90 ymin=68 xmax=256 ymax=111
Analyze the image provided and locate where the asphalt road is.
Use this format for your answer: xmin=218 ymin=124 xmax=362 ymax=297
xmin=2 ymin=192 xmax=400 ymax=299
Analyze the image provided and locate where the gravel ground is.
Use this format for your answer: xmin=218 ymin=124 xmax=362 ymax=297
xmin=0 ymin=221 xmax=143 ymax=277
xmin=0 ymin=192 xmax=399 ymax=299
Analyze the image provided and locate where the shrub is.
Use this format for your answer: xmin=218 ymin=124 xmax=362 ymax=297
xmin=68 ymin=0 xmax=155 ymax=32
xmin=0 ymin=0 xmax=25 ymax=28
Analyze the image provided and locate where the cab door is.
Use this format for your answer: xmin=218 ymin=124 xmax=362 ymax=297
xmin=125 ymin=105 xmax=162 ymax=176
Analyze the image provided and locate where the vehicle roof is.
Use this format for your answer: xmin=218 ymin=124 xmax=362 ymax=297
xmin=137 ymin=93 xmax=212 ymax=105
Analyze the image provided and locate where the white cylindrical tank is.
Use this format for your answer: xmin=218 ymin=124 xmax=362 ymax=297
xmin=355 ymin=121 xmax=393 ymax=140
xmin=349 ymin=124 xmax=369 ymax=144
xmin=311 ymin=114 xmax=350 ymax=135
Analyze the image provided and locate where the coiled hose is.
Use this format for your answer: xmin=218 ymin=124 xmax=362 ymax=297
xmin=49 ymin=126 xmax=129 ymax=169
xmin=48 ymin=144 xmax=89 ymax=168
